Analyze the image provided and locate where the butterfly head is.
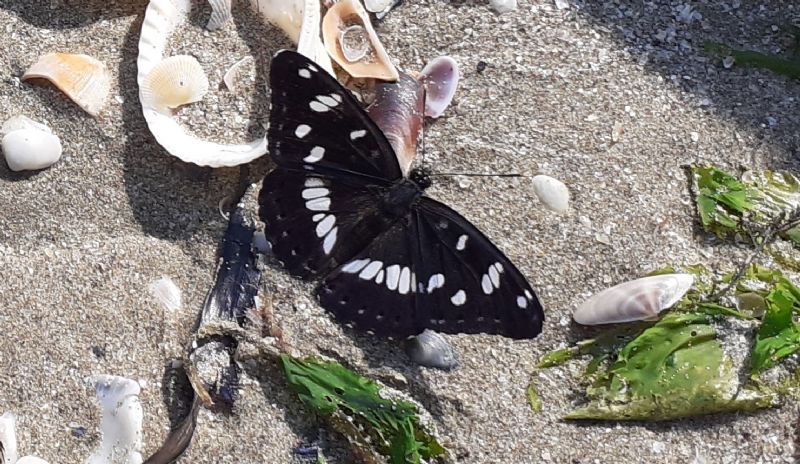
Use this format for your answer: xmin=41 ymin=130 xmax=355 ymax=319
xmin=409 ymin=167 xmax=432 ymax=190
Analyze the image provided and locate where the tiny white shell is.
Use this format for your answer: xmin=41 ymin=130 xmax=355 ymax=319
xmin=223 ymin=56 xmax=255 ymax=93
xmin=2 ymin=127 xmax=63 ymax=171
xmin=489 ymin=0 xmax=517 ymax=14
xmin=405 ymin=329 xmax=459 ymax=370
xmin=22 ymin=53 xmax=110 ymax=117
xmin=573 ymin=274 xmax=695 ymax=325
xmin=148 ymin=276 xmax=182 ymax=313
xmin=206 ymin=0 xmax=232 ymax=30
xmin=0 ymin=412 xmax=19 ymax=464
xmin=140 ymin=55 xmax=209 ymax=112
xmin=532 ymin=175 xmax=570 ymax=213
xmin=418 ymin=56 xmax=459 ymax=118
xmin=87 ymin=375 xmax=144 ymax=464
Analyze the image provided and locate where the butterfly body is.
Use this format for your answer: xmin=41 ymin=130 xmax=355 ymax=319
xmin=260 ymin=51 xmax=544 ymax=339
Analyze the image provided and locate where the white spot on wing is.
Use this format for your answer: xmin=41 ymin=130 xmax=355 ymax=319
xmin=302 ymin=187 xmax=328 ymax=199
xmin=386 ymin=264 xmax=401 ymax=291
xmin=427 ymin=274 xmax=445 ymax=292
xmin=517 ymin=296 xmax=527 ymax=308
xmin=525 ymin=289 xmax=533 ymax=300
xmin=305 ymin=197 xmax=330 ymax=211
xmin=399 ymin=267 xmax=411 ymax=294
xmin=330 ymin=92 xmax=342 ymax=102
xmin=303 ymin=146 xmax=325 ymax=163
xmin=481 ymin=274 xmax=493 ymax=294
xmin=305 ymin=177 xmax=324 ymax=187
xmin=350 ymin=129 xmax=367 ymax=140
xmin=493 ymin=262 xmax=504 ymax=274
xmin=295 ymin=124 xmax=311 ymax=138
xmin=323 ymin=227 xmax=338 ymax=254
xmin=312 ymin=213 xmax=325 ymax=222
xmin=317 ymin=95 xmax=339 ymax=107
xmin=456 ymin=234 xmax=468 ymax=251
xmin=298 ymin=68 xmax=311 ymax=78
xmin=310 ymin=101 xmax=329 ymax=112
xmin=308 ymin=64 xmax=318 ymax=72
xmin=342 ymin=258 xmax=370 ymax=273
xmin=316 ymin=215 xmax=336 ymax=238
xmin=489 ymin=266 xmax=500 ymax=288
xmin=375 ymin=269 xmax=384 ymax=284
xmin=451 ymin=290 xmax=466 ymax=306
xmin=359 ymin=261 xmax=382 ymax=280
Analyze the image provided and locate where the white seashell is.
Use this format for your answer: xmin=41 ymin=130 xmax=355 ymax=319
xmin=489 ymin=0 xmax=517 ymax=14
xmin=0 ymin=412 xmax=19 ymax=464
xmin=87 ymin=375 xmax=144 ymax=464
xmin=1 ymin=115 xmax=52 ymax=136
xmin=148 ymin=276 xmax=182 ymax=313
xmin=322 ymin=0 xmax=399 ymax=81
xmin=2 ymin=123 xmax=63 ymax=171
xmin=22 ymin=53 xmax=110 ymax=117
xmin=532 ymin=175 xmax=570 ymax=213
xmin=573 ymin=274 xmax=695 ymax=325
xmin=223 ymin=56 xmax=255 ymax=94
xmin=206 ymin=0 xmax=232 ymax=30
xmin=405 ymin=329 xmax=459 ymax=370
xmin=418 ymin=56 xmax=459 ymax=118
xmin=140 ymin=55 xmax=209 ymax=112
xmin=364 ymin=0 xmax=400 ymax=18
xmin=17 ymin=458 xmax=50 ymax=464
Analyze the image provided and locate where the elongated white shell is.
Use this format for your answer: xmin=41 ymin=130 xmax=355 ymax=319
xmin=2 ymin=116 xmax=63 ymax=172
xmin=0 ymin=412 xmax=19 ymax=464
xmin=22 ymin=53 xmax=110 ymax=117
xmin=573 ymin=274 xmax=695 ymax=325
xmin=419 ymin=56 xmax=459 ymax=118
xmin=223 ymin=56 xmax=255 ymax=93
xmin=532 ymin=175 xmax=570 ymax=213
xmin=87 ymin=375 xmax=144 ymax=464
xmin=206 ymin=0 xmax=232 ymax=30
xmin=140 ymin=55 xmax=209 ymax=112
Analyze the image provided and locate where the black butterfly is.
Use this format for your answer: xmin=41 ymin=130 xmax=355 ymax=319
xmin=259 ymin=50 xmax=544 ymax=339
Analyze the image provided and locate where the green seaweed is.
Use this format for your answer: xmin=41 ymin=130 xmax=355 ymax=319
xmin=280 ymin=355 xmax=446 ymax=464
xmin=752 ymin=283 xmax=800 ymax=375
xmin=705 ymin=41 xmax=800 ymax=80
xmin=526 ymin=382 xmax=542 ymax=413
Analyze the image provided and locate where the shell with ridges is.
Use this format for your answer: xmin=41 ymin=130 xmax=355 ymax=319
xmin=573 ymin=274 xmax=695 ymax=325
xmin=22 ymin=53 xmax=110 ymax=116
xmin=418 ymin=56 xmax=459 ymax=118
xmin=206 ymin=0 xmax=232 ymax=30
xmin=140 ymin=55 xmax=209 ymax=112
xmin=322 ymin=0 xmax=399 ymax=81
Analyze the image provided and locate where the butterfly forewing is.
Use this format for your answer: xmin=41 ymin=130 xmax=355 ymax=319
xmin=317 ymin=198 xmax=544 ymax=339
xmin=268 ymin=51 xmax=403 ymax=182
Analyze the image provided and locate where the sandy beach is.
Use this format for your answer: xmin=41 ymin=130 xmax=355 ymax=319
xmin=1 ymin=0 xmax=800 ymax=462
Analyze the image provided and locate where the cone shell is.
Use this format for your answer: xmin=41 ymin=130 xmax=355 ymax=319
xmin=22 ymin=53 xmax=110 ymax=116
xmin=140 ymin=55 xmax=209 ymax=112
xmin=322 ymin=0 xmax=399 ymax=81
xmin=573 ymin=274 xmax=695 ymax=325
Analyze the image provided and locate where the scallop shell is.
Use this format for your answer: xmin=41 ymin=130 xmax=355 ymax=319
xmin=322 ymin=0 xmax=399 ymax=81
xmin=418 ymin=56 xmax=459 ymax=118
xmin=573 ymin=274 xmax=695 ymax=325
xmin=2 ymin=116 xmax=62 ymax=172
xmin=405 ymin=329 xmax=459 ymax=370
xmin=140 ymin=55 xmax=209 ymax=112
xmin=206 ymin=0 xmax=232 ymax=30
xmin=532 ymin=175 xmax=570 ymax=213
xmin=223 ymin=56 xmax=255 ymax=93
xmin=22 ymin=53 xmax=110 ymax=116
xmin=87 ymin=375 xmax=144 ymax=464
xmin=366 ymin=72 xmax=424 ymax=176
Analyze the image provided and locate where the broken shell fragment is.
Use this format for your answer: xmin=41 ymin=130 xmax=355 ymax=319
xmin=149 ymin=276 xmax=183 ymax=313
xmin=206 ymin=0 xmax=232 ymax=30
xmin=1 ymin=116 xmax=62 ymax=172
xmin=0 ymin=412 xmax=19 ymax=464
xmin=490 ymin=0 xmax=517 ymax=14
xmin=140 ymin=55 xmax=209 ymax=112
xmin=405 ymin=329 xmax=459 ymax=370
xmin=322 ymin=0 xmax=399 ymax=81
xmin=22 ymin=53 xmax=110 ymax=116
xmin=223 ymin=56 xmax=255 ymax=93
xmin=573 ymin=274 xmax=695 ymax=325
xmin=364 ymin=0 xmax=400 ymax=18
xmin=532 ymin=175 xmax=569 ymax=213
xmin=87 ymin=375 xmax=144 ymax=464
xmin=418 ymin=55 xmax=459 ymax=118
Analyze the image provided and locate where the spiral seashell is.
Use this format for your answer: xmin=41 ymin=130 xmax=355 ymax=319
xmin=22 ymin=53 xmax=110 ymax=116
xmin=405 ymin=329 xmax=459 ymax=370
xmin=322 ymin=0 xmax=399 ymax=81
xmin=418 ymin=56 xmax=459 ymax=118
xmin=573 ymin=274 xmax=695 ymax=325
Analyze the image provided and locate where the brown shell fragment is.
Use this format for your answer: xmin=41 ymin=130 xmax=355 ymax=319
xmin=22 ymin=52 xmax=110 ymax=116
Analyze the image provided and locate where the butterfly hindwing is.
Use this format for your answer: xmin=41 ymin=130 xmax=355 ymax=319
xmin=317 ymin=198 xmax=544 ymax=339
xmin=268 ymin=50 xmax=403 ymax=182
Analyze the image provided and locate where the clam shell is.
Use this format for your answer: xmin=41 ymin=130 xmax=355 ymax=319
xmin=22 ymin=53 xmax=110 ymax=116
xmin=532 ymin=174 xmax=570 ymax=213
xmin=206 ymin=0 xmax=232 ymax=30
xmin=0 ymin=412 xmax=19 ymax=464
xmin=322 ymin=0 xmax=399 ymax=81
xmin=87 ymin=375 xmax=144 ymax=464
xmin=2 ymin=121 xmax=63 ymax=171
xmin=418 ymin=56 xmax=459 ymax=118
xmin=140 ymin=55 xmax=209 ymax=112
xmin=573 ymin=274 xmax=695 ymax=325
xmin=405 ymin=329 xmax=459 ymax=370
xmin=223 ymin=56 xmax=255 ymax=93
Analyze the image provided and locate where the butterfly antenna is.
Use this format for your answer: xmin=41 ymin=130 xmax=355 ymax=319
xmin=420 ymin=86 xmax=428 ymax=172
xmin=430 ymin=172 xmax=529 ymax=178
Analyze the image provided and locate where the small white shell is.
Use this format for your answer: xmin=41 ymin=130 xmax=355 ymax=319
xmin=17 ymin=458 xmax=50 ymax=464
xmin=87 ymin=375 xmax=144 ymax=464
xmin=0 ymin=412 xmax=19 ymax=464
xmin=532 ymin=175 xmax=569 ymax=213
xmin=405 ymin=330 xmax=459 ymax=370
xmin=206 ymin=0 xmax=232 ymax=30
xmin=418 ymin=56 xmax=459 ymax=118
xmin=140 ymin=55 xmax=209 ymax=112
xmin=489 ymin=0 xmax=517 ymax=14
xmin=223 ymin=56 xmax=255 ymax=94
xmin=2 ymin=121 xmax=63 ymax=171
xmin=573 ymin=274 xmax=695 ymax=325
xmin=22 ymin=53 xmax=110 ymax=116
xmin=148 ymin=276 xmax=182 ymax=313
